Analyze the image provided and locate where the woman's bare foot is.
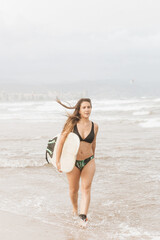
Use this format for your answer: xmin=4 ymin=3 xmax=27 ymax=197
xmin=78 ymin=214 xmax=88 ymax=228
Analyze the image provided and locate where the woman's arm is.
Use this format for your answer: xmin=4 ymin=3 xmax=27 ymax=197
xmin=92 ymin=123 xmax=98 ymax=156
xmin=56 ymin=131 xmax=68 ymax=172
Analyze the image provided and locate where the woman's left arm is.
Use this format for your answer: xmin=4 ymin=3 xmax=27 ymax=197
xmin=92 ymin=123 xmax=99 ymax=156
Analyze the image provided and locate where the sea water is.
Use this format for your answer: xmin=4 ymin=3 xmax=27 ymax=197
xmin=0 ymin=97 xmax=160 ymax=239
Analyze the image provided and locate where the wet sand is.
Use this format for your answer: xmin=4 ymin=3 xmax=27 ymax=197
xmin=0 ymin=210 xmax=64 ymax=240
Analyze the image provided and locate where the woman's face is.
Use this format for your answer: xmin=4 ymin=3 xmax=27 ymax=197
xmin=79 ymin=101 xmax=92 ymax=119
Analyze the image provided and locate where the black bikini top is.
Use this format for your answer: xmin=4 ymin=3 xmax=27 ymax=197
xmin=73 ymin=121 xmax=94 ymax=143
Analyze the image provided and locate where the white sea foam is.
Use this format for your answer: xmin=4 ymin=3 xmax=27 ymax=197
xmin=0 ymin=98 xmax=159 ymax=123
xmin=0 ymin=159 xmax=47 ymax=168
xmin=8 ymin=107 xmax=24 ymax=111
xmin=149 ymin=175 xmax=160 ymax=182
xmin=153 ymin=98 xmax=160 ymax=102
xmin=133 ymin=111 xmax=151 ymax=116
xmin=94 ymin=105 xmax=152 ymax=112
xmin=93 ymin=98 xmax=157 ymax=112
xmin=139 ymin=119 xmax=160 ymax=128
xmin=118 ymin=223 xmax=159 ymax=239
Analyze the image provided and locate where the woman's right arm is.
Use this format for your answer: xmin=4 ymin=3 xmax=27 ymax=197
xmin=56 ymin=131 xmax=68 ymax=172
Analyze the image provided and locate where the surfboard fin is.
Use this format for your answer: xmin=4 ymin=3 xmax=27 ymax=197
xmin=45 ymin=136 xmax=58 ymax=164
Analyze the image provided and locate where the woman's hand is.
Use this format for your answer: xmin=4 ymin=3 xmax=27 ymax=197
xmin=55 ymin=131 xmax=68 ymax=173
xmin=56 ymin=161 xmax=62 ymax=173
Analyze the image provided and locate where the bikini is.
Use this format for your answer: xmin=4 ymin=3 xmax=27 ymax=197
xmin=73 ymin=121 xmax=94 ymax=171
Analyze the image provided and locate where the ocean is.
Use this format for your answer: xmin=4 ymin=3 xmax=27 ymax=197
xmin=0 ymin=97 xmax=160 ymax=239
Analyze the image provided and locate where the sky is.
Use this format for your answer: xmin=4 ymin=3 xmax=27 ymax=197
xmin=0 ymin=0 xmax=160 ymax=86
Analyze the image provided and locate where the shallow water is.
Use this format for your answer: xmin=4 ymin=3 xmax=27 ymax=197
xmin=0 ymin=97 xmax=160 ymax=239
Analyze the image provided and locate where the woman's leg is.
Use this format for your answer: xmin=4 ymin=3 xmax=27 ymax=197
xmin=80 ymin=159 xmax=96 ymax=215
xmin=66 ymin=166 xmax=81 ymax=214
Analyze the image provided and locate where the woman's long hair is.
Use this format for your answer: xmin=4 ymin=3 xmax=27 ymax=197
xmin=56 ymin=97 xmax=92 ymax=135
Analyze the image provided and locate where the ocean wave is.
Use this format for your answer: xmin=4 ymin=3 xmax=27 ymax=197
xmin=93 ymin=104 xmax=156 ymax=112
xmin=0 ymin=136 xmax=49 ymax=141
xmin=0 ymin=113 xmax=64 ymax=121
xmin=139 ymin=119 xmax=160 ymax=128
xmin=0 ymin=98 xmax=159 ymax=122
xmin=0 ymin=159 xmax=48 ymax=168
xmin=153 ymin=98 xmax=160 ymax=102
xmin=0 ymin=98 xmax=160 ymax=125
xmin=133 ymin=111 xmax=151 ymax=116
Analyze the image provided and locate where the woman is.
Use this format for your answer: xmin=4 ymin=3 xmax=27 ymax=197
xmin=56 ymin=98 xmax=98 ymax=223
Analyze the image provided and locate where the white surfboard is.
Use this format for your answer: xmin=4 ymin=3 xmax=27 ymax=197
xmin=50 ymin=132 xmax=80 ymax=173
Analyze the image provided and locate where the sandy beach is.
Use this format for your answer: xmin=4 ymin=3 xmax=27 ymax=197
xmin=0 ymin=210 xmax=64 ymax=240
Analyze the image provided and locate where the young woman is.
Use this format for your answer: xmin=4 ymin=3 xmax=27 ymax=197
xmin=56 ymin=98 xmax=98 ymax=223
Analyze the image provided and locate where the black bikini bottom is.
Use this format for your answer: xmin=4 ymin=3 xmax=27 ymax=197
xmin=75 ymin=155 xmax=94 ymax=171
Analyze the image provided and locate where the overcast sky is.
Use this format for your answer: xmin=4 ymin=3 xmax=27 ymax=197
xmin=0 ymin=0 xmax=160 ymax=84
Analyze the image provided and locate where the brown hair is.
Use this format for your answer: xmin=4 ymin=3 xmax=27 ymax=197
xmin=56 ymin=97 xmax=92 ymax=135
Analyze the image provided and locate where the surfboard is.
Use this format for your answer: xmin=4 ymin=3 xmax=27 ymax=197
xmin=46 ymin=132 xmax=80 ymax=173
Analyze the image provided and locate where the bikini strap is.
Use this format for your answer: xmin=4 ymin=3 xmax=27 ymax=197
xmin=92 ymin=121 xmax=94 ymax=132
